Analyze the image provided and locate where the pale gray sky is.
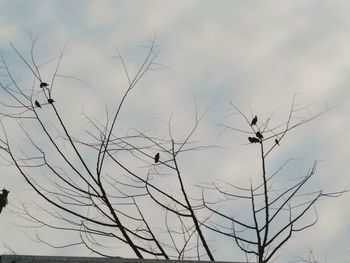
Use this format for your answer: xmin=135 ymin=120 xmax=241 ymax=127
xmin=0 ymin=1 xmax=349 ymax=262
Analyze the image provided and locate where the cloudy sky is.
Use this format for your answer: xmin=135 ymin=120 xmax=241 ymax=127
xmin=0 ymin=1 xmax=350 ymax=262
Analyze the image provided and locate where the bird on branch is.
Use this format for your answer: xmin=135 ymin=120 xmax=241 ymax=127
xmin=154 ymin=153 xmax=160 ymax=163
xmin=250 ymin=116 xmax=257 ymax=126
xmin=0 ymin=189 xmax=9 ymax=214
xmin=40 ymin=82 xmax=49 ymax=88
xmin=248 ymin=137 xmax=260 ymax=143
xmin=35 ymin=100 xmax=42 ymax=108
xmin=275 ymin=138 xmax=279 ymax=145
xmin=48 ymin=98 xmax=55 ymax=104
xmin=256 ymin=131 xmax=263 ymax=140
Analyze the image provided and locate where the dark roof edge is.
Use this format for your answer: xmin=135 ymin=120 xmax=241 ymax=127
xmin=0 ymin=255 xmax=244 ymax=263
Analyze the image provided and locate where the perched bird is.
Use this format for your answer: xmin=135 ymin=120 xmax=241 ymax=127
xmin=154 ymin=153 xmax=160 ymax=163
xmin=275 ymin=139 xmax=279 ymax=145
xmin=0 ymin=189 xmax=9 ymax=214
xmin=48 ymin=98 xmax=55 ymax=104
xmin=248 ymin=137 xmax=260 ymax=143
xmin=35 ymin=100 xmax=42 ymax=108
xmin=250 ymin=116 xmax=257 ymax=126
xmin=40 ymin=82 xmax=49 ymax=88
xmin=256 ymin=131 xmax=263 ymax=140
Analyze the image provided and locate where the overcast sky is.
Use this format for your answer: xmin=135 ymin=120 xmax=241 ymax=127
xmin=0 ymin=1 xmax=350 ymax=262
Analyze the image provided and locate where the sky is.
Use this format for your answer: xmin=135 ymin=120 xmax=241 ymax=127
xmin=0 ymin=0 xmax=350 ymax=262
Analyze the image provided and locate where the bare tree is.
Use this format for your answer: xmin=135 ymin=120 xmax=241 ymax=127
xmin=0 ymin=36 xmax=215 ymax=260
xmin=201 ymin=97 xmax=346 ymax=262
xmin=0 ymin=37 xmax=345 ymax=262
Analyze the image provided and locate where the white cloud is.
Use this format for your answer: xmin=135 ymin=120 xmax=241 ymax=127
xmin=0 ymin=1 xmax=350 ymax=261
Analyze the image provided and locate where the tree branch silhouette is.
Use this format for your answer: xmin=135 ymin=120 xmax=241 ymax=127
xmin=0 ymin=38 xmax=346 ymax=262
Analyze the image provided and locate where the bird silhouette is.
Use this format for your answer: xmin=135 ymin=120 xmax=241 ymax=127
xmin=250 ymin=116 xmax=257 ymax=126
xmin=248 ymin=137 xmax=260 ymax=143
xmin=275 ymin=139 xmax=279 ymax=145
xmin=154 ymin=153 xmax=160 ymax=163
xmin=35 ymin=100 xmax=41 ymax=108
xmin=40 ymin=82 xmax=49 ymax=88
xmin=0 ymin=189 xmax=9 ymax=214
xmin=48 ymin=98 xmax=55 ymax=104
xmin=256 ymin=131 xmax=263 ymax=140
